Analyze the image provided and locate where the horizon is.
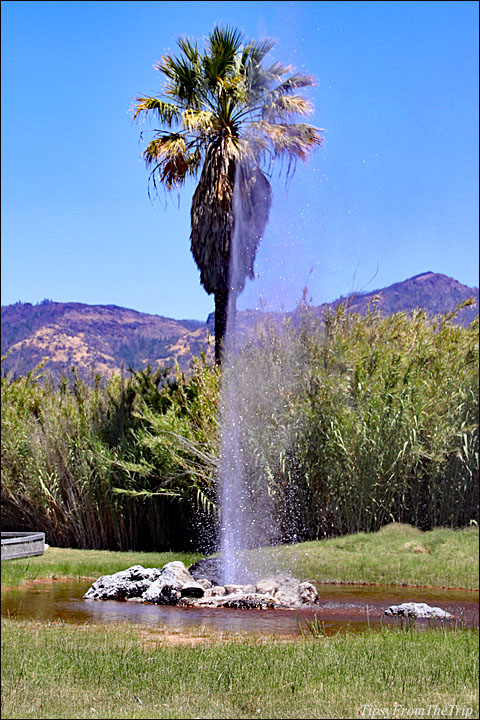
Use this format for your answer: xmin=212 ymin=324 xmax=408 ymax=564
xmin=2 ymin=1 xmax=479 ymax=319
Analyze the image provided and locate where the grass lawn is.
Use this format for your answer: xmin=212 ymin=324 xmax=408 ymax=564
xmin=263 ymin=523 xmax=480 ymax=590
xmin=1 ymin=547 xmax=201 ymax=588
xmin=1 ymin=617 xmax=478 ymax=719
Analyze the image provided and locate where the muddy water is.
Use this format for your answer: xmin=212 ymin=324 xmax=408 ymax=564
xmin=2 ymin=580 xmax=478 ymax=636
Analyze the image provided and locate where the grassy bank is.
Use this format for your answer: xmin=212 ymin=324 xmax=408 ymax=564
xmin=1 ymin=617 xmax=478 ymax=719
xmin=1 ymin=547 xmax=200 ymax=588
xmin=2 ymin=524 xmax=478 ymax=590
xmin=263 ymin=523 xmax=480 ymax=590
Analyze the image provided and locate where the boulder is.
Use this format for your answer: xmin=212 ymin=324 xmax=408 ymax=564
xmin=252 ymin=575 xmax=319 ymax=606
xmin=180 ymin=581 xmax=205 ymax=599
xmin=204 ymin=585 xmax=227 ymax=597
xmin=298 ymin=582 xmax=320 ymax=605
xmin=188 ymin=557 xmax=223 ymax=586
xmin=256 ymin=579 xmax=280 ymax=596
xmin=83 ymin=565 xmax=162 ymax=600
xmin=270 ymin=574 xmax=304 ymax=607
xmin=82 ymin=562 xmax=196 ymax=604
xmin=221 ymin=593 xmax=279 ymax=609
xmin=385 ymin=602 xmax=452 ymax=619
xmin=225 ymin=583 xmax=256 ymax=595
xmin=141 ymin=560 xmax=196 ymax=604
xmin=142 ymin=560 xmax=196 ymax=604
xmin=195 ymin=578 xmax=213 ymax=590
xmin=142 ymin=577 xmax=182 ymax=605
xmin=196 ymin=592 xmax=280 ymax=609
xmin=160 ymin=561 xmax=194 ymax=586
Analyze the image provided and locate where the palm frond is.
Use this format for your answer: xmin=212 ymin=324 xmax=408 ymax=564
xmin=273 ymin=72 xmax=316 ymax=93
xmin=133 ymin=97 xmax=181 ymax=124
xmin=143 ymin=134 xmax=201 ymax=190
xmin=176 ymin=36 xmax=200 ymax=64
xmin=203 ymin=26 xmax=245 ymax=89
xmin=158 ymin=53 xmax=204 ymax=109
xmin=208 ymin=25 xmax=244 ymax=61
xmin=143 ymin=133 xmax=187 ymax=162
xmin=246 ymin=38 xmax=277 ymax=65
xmin=251 ymin=121 xmax=322 ymax=161
xmin=181 ymin=108 xmax=215 ymax=133
xmin=264 ymin=94 xmax=314 ymax=121
xmin=259 ymin=59 xmax=293 ymax=83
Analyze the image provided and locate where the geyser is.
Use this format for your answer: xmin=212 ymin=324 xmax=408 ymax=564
xmin=217 ymin=162 xmax=299 ymax=585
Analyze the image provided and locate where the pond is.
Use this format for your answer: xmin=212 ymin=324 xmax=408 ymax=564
xmin=2 ymin=580 xmax=478 ymax=636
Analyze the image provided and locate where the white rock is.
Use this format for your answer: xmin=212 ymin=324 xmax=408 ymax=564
xmin=83 ymin=565 xmax=162 ymax=600
xmin=204 ymin=585 xmax=227 ymax=597
xmin=195 ymin=578 xmax=213 ymax=590
xmin=160 ymin=561 xmax=194 ymax=586
xmin=256 ymin=579 xmax=280 ymax=595
xmin=385 ymin=602 xmax=452 ymax=619
xmin=142 ymin=577 xmax=182 ymax=604
xmin=298 ymin=582 xmax=320 ymax=605
xmin=225 ymin=583 xmax=256 ymax=595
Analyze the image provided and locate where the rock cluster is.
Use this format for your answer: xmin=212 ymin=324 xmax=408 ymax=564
xmin=385 ymin=602 xmax=452 ymax=619
xmin=83 ymin=560 xmax=320 ymax=609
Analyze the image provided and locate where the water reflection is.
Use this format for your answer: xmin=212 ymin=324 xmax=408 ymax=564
xmin=2 ymin=580 xmax=478 ymax=636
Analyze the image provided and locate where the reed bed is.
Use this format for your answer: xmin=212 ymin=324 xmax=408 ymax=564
xmin=1 ymin=304 xmax=478 ymax=549
xmin=0 ymin=365 xmax=208 ymax=550
xmin=238 ymin=304 xmax=479 ymax=539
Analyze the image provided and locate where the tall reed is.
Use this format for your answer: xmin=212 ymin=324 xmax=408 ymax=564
xmin=238 ymin=303 xmax=479 ymax=539
xmin=0 ymin=364 xmax=203 ymax=550
xmin=1 ymin=304 xmax=478 ymax=549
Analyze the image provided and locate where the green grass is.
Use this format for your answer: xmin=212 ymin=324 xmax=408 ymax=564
xmin=2 ymin=524 xmax=478 ymax=590
xmin=1 ymin=617 xmax=478 ymax=719
xmin=260 ymin=523 xmax=480 ymax=590
xmin=0 ymin=547 xmax=201 ymax=588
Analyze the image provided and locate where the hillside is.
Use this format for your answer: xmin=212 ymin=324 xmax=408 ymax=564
xmin=324 ymin=271 xmax=479 ymax=320
xmin=1 ymin=302 xmax=214 ymax=379
xmin=1 ymin=272 xmax=477 ymax=380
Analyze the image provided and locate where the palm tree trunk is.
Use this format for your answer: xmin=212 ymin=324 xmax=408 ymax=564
xmin=214 ymin=289 xmax=229 ymax=363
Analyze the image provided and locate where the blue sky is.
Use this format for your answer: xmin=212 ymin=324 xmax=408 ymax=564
xmin=2 ymin=1 xmax=478 ymax=320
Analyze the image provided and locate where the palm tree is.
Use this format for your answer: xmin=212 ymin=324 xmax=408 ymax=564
xmin=133 ymin=26 xmax=322 ymax=361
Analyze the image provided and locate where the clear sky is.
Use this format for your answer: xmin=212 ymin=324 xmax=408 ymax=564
xmin=2 ymin=1 xmax=478 ymax=321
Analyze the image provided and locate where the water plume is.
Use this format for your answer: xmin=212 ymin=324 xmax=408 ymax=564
xmin=218 ymin=160 xmax=303 ymax=584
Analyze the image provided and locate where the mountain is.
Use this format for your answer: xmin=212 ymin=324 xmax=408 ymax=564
xmin=1 ymin=301 xmax=214 ymax=380
xmin=1 ymin=273 xmax=477 ymax=381
xmin=310 ymin=271 xmax=479 ymax=324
